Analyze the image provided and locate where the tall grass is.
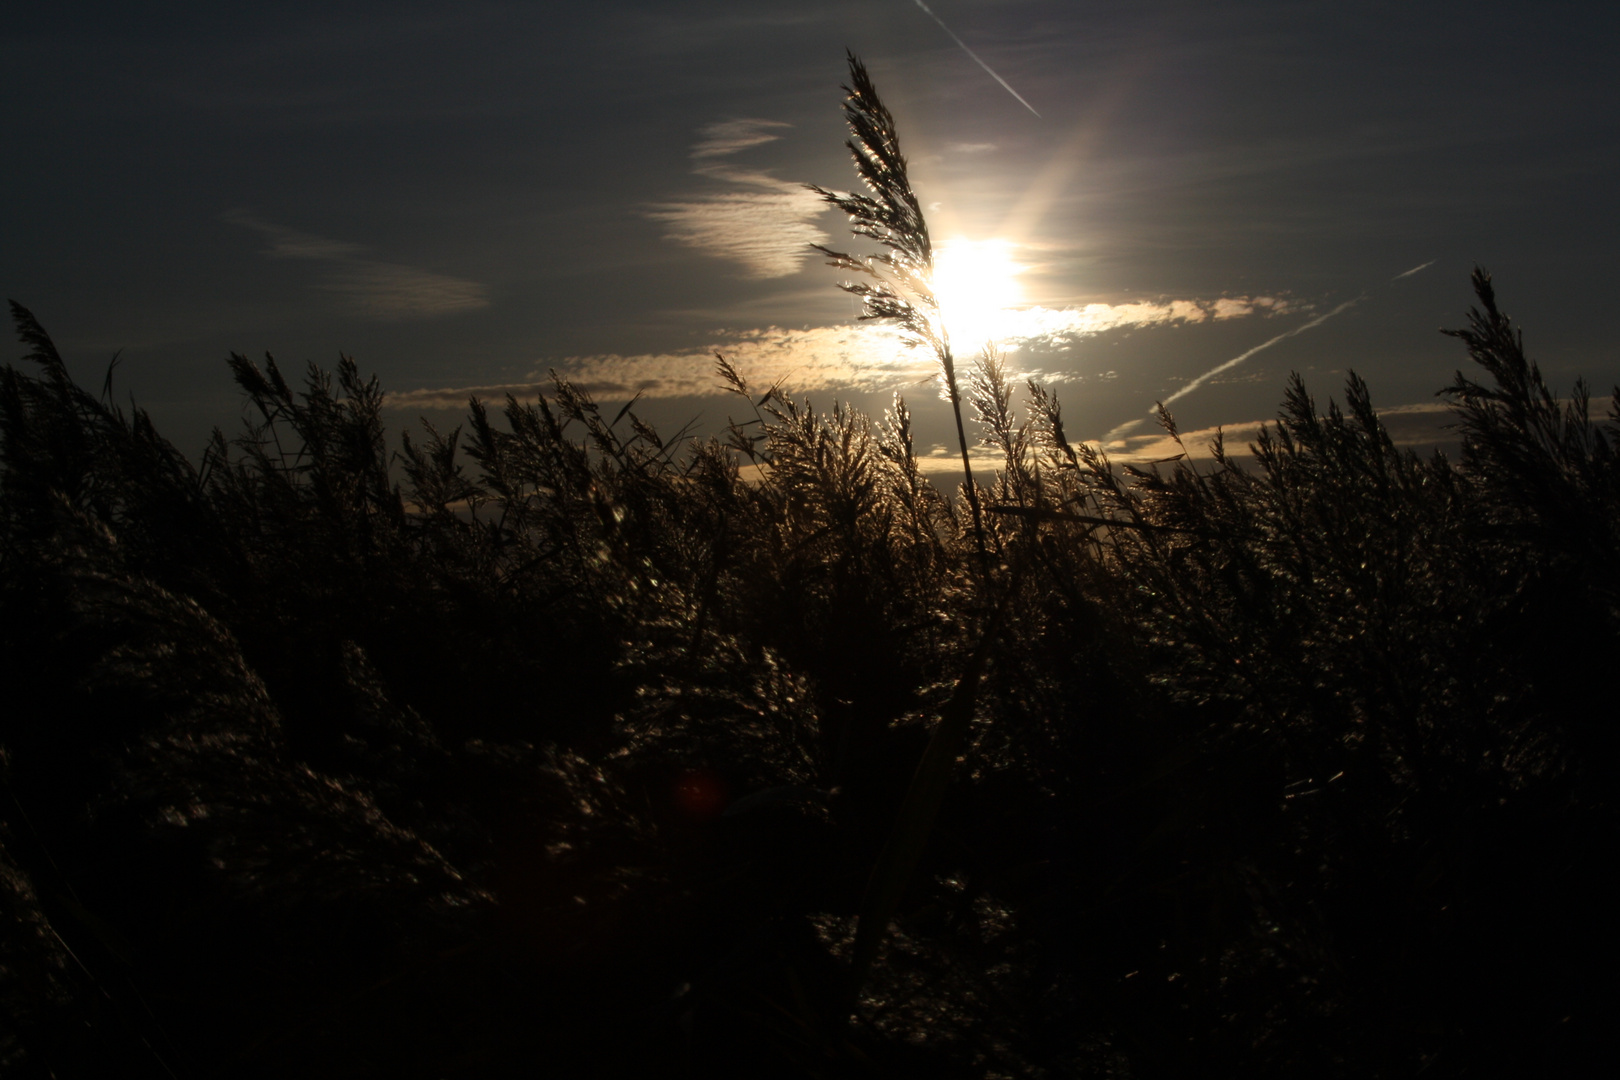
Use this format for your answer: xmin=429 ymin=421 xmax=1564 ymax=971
xmin=811 ymin=52 xmax=991 ymax=576
xmin=0 ymin=63 xmax=1614 ymax=1080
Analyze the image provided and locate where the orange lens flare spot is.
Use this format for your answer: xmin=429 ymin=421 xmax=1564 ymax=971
xmin=672 ymin=768 xmax=728 ymax=821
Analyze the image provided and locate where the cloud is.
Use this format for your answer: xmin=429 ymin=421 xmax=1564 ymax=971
xmin=1094 ymin=397 xmax=1552 ymax=465
xmin=1099 ymin=418 xmax=1274 ymax=462
xmin=385 ymin=380 xmax=555 ymax=411
xmin=386 ymin=322 xmax=931 ymax=409
xmin=646 ymin=191 xmax=832 ymax=279
xmin=386 ymin=294 xmax=1297 ymax=409
xmin=982 ymin=294 xmax=1301 ymax=349
xmin=224 ymin=210 xmax=489 ymax=319
xmin=830 ymin=399 xmax=1469 ymax=481
xmin=1393 ymin=259 xmax=1437 ymax=280
xmin=1117 ymin=262 xmax=1440 ymax=433
xmin=646 ymin=119 xmax=830 ymax=279
xmin=312 ymin=262 xmax=490 ymax=320
xmin=1155 ymin=296 xmax=1360 ymax=409
xmin=913 ymin=444 xmax=1016 ymax=475
xmin=690 ymin=118 xmax=792 ymax=159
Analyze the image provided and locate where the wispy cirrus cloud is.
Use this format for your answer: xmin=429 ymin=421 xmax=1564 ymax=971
xmin=762 ymin=401 xmax=1479 ymax=481
xmin=645 ymin=119 xmax=829 ymax=279
xmin=987 ymin=294 xmax=1300 ymax=348
xmin=224 ymin=210 xmax=489 ymax=319
xmin=689 ymin=118 xmax=793 ymax=160
xmin=386 ymin=293 xmax=1300 ymax=409
xmin=387 ymin=322 xmax=927 ymax=409
xmin=1095 ymin=393 xmax=1583 ymax=466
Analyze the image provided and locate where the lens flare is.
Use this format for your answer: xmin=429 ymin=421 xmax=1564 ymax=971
xmin=672 ymin=767 xmax=728 ymax=821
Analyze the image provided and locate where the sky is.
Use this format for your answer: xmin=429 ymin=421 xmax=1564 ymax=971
xmin=4 ymin=0 xmax=1618 ymax=473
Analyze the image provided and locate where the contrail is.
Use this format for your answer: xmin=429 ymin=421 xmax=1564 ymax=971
xmin=1098 ymin=259 xmax=1437 ymax=446
xmin=1099 ymin=297 xmax=1363 ymax=446
xmin=1393 ymin=259 xmax=1436 ymax=280
xmin=1161 ymin=297 xmax=1363 ymax=409
xmin=912 ymin=1 xmax=1041 ymax=118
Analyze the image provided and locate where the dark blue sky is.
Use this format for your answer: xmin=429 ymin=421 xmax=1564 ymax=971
xmin=5 ymin=0 xmax=1617 ymax=464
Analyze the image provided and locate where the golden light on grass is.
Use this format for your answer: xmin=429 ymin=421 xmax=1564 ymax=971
xmin=929 ymin=237 xmax=1026 ymax=354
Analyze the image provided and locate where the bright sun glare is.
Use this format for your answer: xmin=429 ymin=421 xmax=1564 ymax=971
xmin=929 ymin=238 xmax=1026 ymax=355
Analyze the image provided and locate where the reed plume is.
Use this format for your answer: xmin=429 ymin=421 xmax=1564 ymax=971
xmin=810 ymin=52 xmax=991 ymax=573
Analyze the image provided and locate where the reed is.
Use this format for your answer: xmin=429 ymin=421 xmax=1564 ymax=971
xmin=810 ymin=52 xmax=992 ymax=576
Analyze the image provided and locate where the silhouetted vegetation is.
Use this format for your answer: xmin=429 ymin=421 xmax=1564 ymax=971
xmin=2 ymin=58 xmax=1614 ymax=1080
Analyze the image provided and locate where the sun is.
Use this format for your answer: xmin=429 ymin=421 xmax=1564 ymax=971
xmin=929 ymin=237 xmax=1026 ymax=355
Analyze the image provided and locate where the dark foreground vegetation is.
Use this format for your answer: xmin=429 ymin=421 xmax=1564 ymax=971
xmin=3 ymin=62 xmax=1616 ymax=1080
xmin=3 ymin=270 xmax=1613 ymax=1078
